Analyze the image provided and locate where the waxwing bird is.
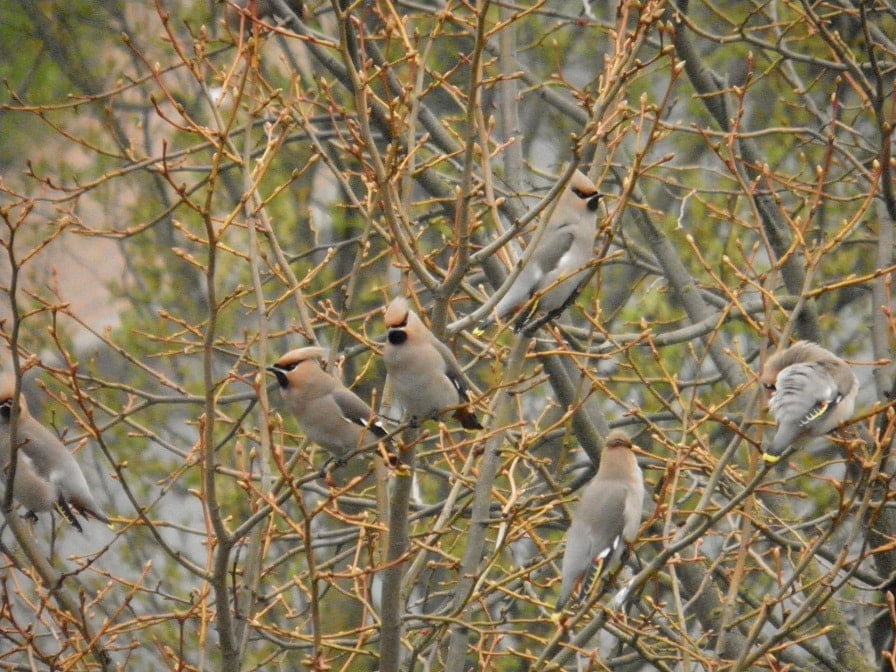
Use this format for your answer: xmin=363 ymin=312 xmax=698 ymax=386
xmin=0 ymin=437 xmax=64 ymax=524
xmin=268 ymin=347 xmax=389 ymax=461
xmin=555 ymin=430 xmax=644 ymax=613
xmin=490 ymin=169 xmax=603 ymax=332
xmin=760 ymin=341 xmax=859 ymax=464
xmin=0 ymin=380 xmax=109 ymax=532
xmin=383 ymin=297 xmax=482 ymax=430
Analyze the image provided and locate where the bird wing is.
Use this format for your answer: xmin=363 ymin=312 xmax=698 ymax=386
xmin=495 ymin=232 xmax=576 ymax=320
xmin=430 ymin=338 xmax=482 ymax=429
xmin=577 ymin=485 xmax=630 ymax=602
xmin=529 ymin=231 xmax=577 ymax=285
xmin=558 ymin=526 xmax=595 ymax=608
xmin=771 ymin=362 xmax=841 ymax=428
xmin=517 ymin=231 xmax=576 ymax=297
xmin=559 ymin=483 xmax=629 ymax=608
xmin=767 ymin=362 xmax=844 ymax=454
xmin=10 ymin=417 xmax=109 ymax=525
xmin=431 ymin=338 xmax=473 ymax=403
xmin=331 ymin=388 xmax=387 ymax=437
xmin=584 ymin=482 xmax=629 ymax=560
xmin=16 ymin=418 xmax=76 ymax=482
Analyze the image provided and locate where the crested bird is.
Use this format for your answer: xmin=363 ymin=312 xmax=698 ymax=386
xmin=760 ymin=341 xmax=859 ymax=464
xmin=555 ymin=429 xmax=644 ymax=613
xmin=383 ymin=297 xmax=482 ymax=430
xmin=0 ymin=379 xmax=109 ymax=531
xmin=268 ymin=346 xmax=389 ymax=462
xmin=489 ymin=169 xmax=603 ymax=333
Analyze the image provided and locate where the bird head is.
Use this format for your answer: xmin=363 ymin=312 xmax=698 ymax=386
xmin=384 ymin=297 xmax=411 ymax=345
xmin=267 ymin=347 xmax=328 ymax=388
xmin=761 ymin=341 xmax=832 ymax=403
xmin=0 ymin=375 xmax=27 ymax=420
xmin=569 ymin=169 xmax=603 ymax=212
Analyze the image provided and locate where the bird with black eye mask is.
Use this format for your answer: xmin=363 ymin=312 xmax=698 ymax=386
xmin=485 ymin=169 xmax=604 ymax=333
xmin=268 ymin=347 xmax=390 ymax=464
xmin=383 ymin=297 xmax=482 ymax=430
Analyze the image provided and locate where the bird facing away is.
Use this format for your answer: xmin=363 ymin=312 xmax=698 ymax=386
xmin=0 ymin=379 xmax=109 ymax=532
xmin=760 ymin=341 xmax=859 ymax=464
xmin=383 ymin=297 xmax=483 ymax=430
xmin=491 ymin=169 xmax=603 ymax=332
xmin=556 ymin=430 xmax=644 ymax=613
xmin=268 ymin=347 xmax=389 ymax=461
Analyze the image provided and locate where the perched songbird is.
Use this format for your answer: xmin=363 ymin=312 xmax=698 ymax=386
xmin=490 ymin=169 xmax=603 ymax=332
xmin=760 ymin=341 xmax=859 ymax=464
xmin=0 ymin=379 xmax=109 ymax=532
xmin=268 ymin=347 xmax=389 ymax=461
xmin=555 ymin=430 xmax=644 ymax=613
xmin=383 ymin=297 xmax=482 ymax=430
xmin=0 ymin=434 xmax=62 ymax=523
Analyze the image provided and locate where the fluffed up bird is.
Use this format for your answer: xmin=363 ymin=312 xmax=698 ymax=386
xmin=0 ymin=379 xmax=109 ymax=532
xmin=268 ymin=347 xmax=390 ymax=462
xmin=489 ymin=169 xmax=603 ymax=333
xmin=383 ymin=297 xmax=482 ymax=430
xmin=760 ymin=341 xmax=859 ymax=464
xmin=555 ymin=429 xmax=644 ymax=614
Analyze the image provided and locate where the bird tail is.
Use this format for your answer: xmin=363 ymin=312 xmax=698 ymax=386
xmin=512 ymin=301 xmax=540 ymax=334
xmin=454 ymin=407 xmax=483 ymax=431
xmin=573 ymin=537 xmax=626 ymax=608
xmin=578 ymin=556 xmax=608 ymax=605
xmin=55 ymin=497 xmax=84 ymax=533
xmin=552 ymin=557 xmax=608 ymax=619
xmin=68 ymin=496 xmax=111 ymax=526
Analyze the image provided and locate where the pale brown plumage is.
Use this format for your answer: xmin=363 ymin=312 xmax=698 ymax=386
xmin=383 ymin=297 xmax=482 ymax=430
xmin=0 ymin=378 xmax=109 ymax=531
xmin=0 ymin=437 xmax=60 ymax=522
xmin=491 ymin=169 xmax=603 ymax=332
xmin=556 ymin=430 xmax=644 ymax=612
xmin=760 ymin=341 xmax=859 ymax=463
xmin=268 ymin=347 xmax=388 ymax=460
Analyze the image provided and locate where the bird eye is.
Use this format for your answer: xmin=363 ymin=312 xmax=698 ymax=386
xmin=388 ymin=329 xmax=408 ymax=345
xmin=763 ymin=383 xmax=776 ymax=392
